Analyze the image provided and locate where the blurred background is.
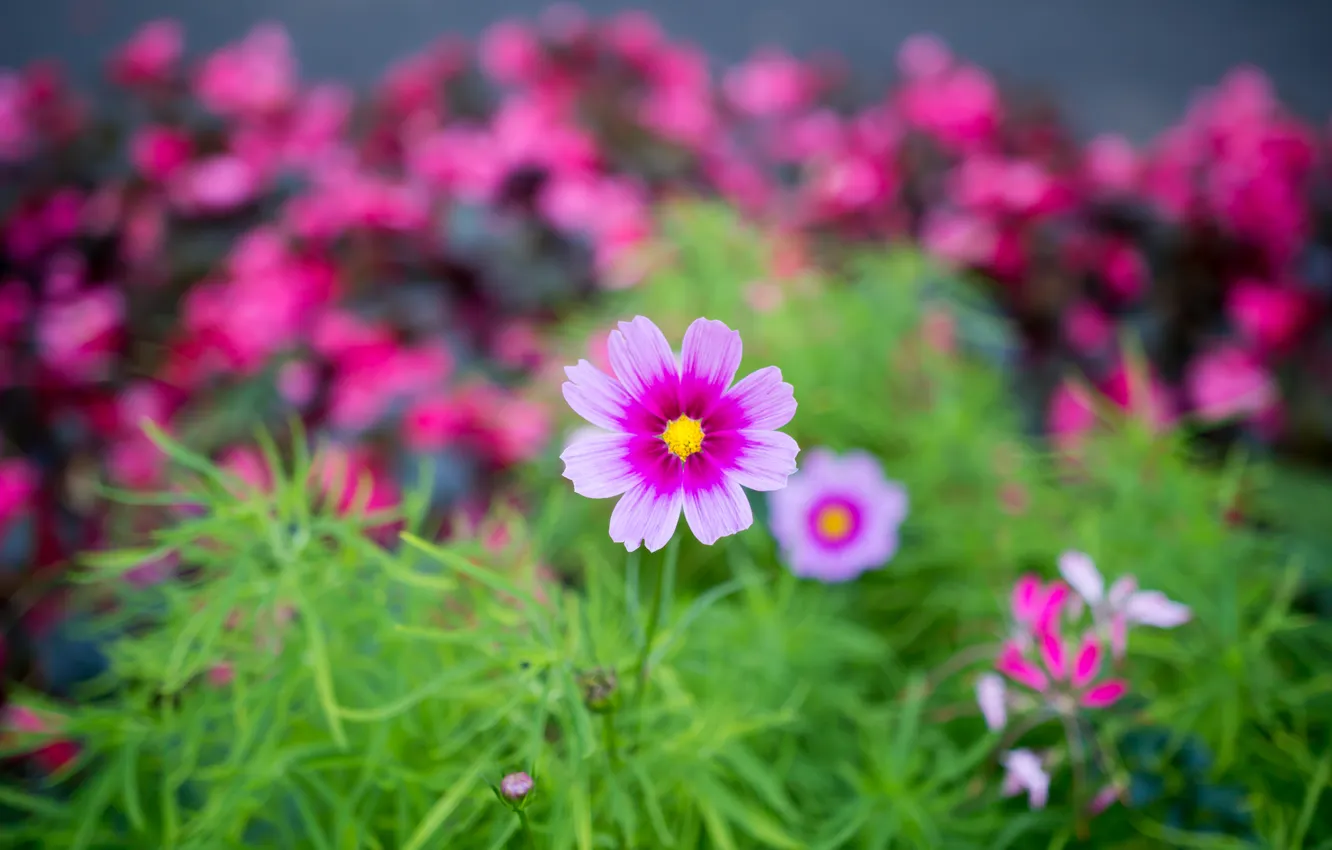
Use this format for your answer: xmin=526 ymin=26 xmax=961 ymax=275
xmin=2 ymin=0 xmax=1332 ymax=822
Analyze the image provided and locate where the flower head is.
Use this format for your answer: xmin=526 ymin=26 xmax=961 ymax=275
xmin=1058 ymin=550 xmax=1190 ymax=658
xmin=767 ymin=448 xmax=907 ymax=582
xmin=560 ymin=316 xmax=798 ymax=552
xmin=500 ymin=771 xmax=534 ymax=801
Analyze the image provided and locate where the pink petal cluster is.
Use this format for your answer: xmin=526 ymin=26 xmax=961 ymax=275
xmin=561 ymin=317 xmax=798 ymax=551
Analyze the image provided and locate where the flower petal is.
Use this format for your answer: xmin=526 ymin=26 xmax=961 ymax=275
xmin=976 ymin=673 xmax=1007 ymax=731
xmin=1058 ymin=551 xmax=1104 ymax=606
xmin=1071 ymin=635 xmax=1102 ymax=688
xmin=1079 ymin=679 xmax=1128 ymax=708
xmin=559 ymin=432 xmax=638 ymax=498
xmin=563 ymin=360 xmax=658 ymax=435
xmin=705 ymin=429 xmax=800 ymax=491
xmin=1107 ymin=575 xmax=1138 ymax=609
xmin=1011 ymin=574 xmax=1043 ymax=625
xmin=681 ymin=455 xmax=754 ymax=545
xmin=1125 ymin=591 xmax=1191 ymax=628
xmin=679 ymin=318 xmax=742 ymax=418
xmin=706 ymin=365 xmax=796 ymax=431
xmin=609 ymin=480 xmax=683 ymax=553
xmin=608 ymin=316 xmax=680 ymax=421
xmin=1040 ymin=630 xmax=1068 ymax=680
xmin=1000 ymin=749 xmax=1050 ymax=810
xmin=997 ymin=643 xmax=1049 ymax=692
xmin=1036 ymin=582 xmax=1070 ymax=634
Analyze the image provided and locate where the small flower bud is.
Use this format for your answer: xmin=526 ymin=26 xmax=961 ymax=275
xmin=578 ymin=667 xmax=618 ymax=713
xmin=500 ymin=771 xmax=534 ymax=801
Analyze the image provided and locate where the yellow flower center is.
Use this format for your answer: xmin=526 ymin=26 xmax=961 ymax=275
xmin=815 ymin=504 xmax=854 ymax=541
xmin=661 ymin=416 xmax=705 ymax=460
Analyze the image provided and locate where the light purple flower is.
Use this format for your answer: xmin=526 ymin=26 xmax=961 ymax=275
xmin=560 ymin=316 xmax=798 ymax=552
xmin=500 ymin=771 xmax=534 ymax=800
xmin=1000 ymin=749 xmax=1050 ymax=810
xmin=976 ymin=672 xmax=1008 ymax=731
xmin=767 ymin=448 xmax=907 ymax=582
xmin=1058 ymin=551 xmax=1191 ymax=658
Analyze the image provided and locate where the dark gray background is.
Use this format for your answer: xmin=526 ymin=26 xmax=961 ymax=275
xmin=2 ymin=0 xmax=1330 ymax=141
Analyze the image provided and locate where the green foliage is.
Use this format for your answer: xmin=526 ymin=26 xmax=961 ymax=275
xmin=6 ymin=203 xmax=1330 ymax=849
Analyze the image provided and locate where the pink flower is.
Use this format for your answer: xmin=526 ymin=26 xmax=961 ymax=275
xmin=131 ymin=125 xmax=193 ymax=182
xmin=196 ymin=24 xmax=297 ymax=118
xmin=480 ymin=19 xmax=544 ymax=85
xmin=1186 ymin=344 xmax=1278 ymax=422
xmin=976 ymin=672 xmax=1008 ymax=731
xmin=1227 ymin=280 xmax=1310 ymax=356
xmin=724 ymin=48 xmax=814 ymax=118
xmin=768 ymin=448 xmax=908 ymax=583
xmin=1047 ymin=380 xmax=1098 ymax=452
xmin=560 ymin=317 xmax=799 ymax=551
xmin=0 ymin=72 xmax=35 ymax=162
xmin=1058 ymin=551 xmax=1191 ymax=659
xmin=1009 ymin=574 xmax=1070 ymax=646
xmin=897 ymin=34 xmax=952 ymax=80
xmin=1098 ymin=240 xmax=1148 ymax=302
xmin=921 ymin=211 xmax=998 ymax=269
xmin=109 ymin=20 xmax=183 ymax=88
xmin=1101 ymin=362 xmax=1176 ymax=431
xmin=1000 ymin=749 xmax=1050 ymax=810
xmin=403 ymin=395 xmax=466 ymax=452
xmin=898 ymin=63 xmax=1001 ymax=152
xmin=171 ymin=155 xmax=261 ymax=214
xmin=1083 ymin=134 xmax=1139 ymax=194
xmin=0 ymin=458 xmax=38 ymax=532
xmin=35 ymin=288 xmax=123 ymax=382
xmin=1063 ymin=301 xmax=1114 ymax=354
xmin=996 ymin=630 xmax=1128 ymax=711
xmin=313 ymin=445 xmax=400 ymax=518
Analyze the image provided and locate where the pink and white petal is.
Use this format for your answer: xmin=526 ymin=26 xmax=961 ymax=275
xmin=610 ymin=482 xmax=683 ymax=553
xmin=560 ymin=432 xmax=639 ymax=498
xmin=1109 ymin=613 xmax=1129 ymax=660
xmin=679 ymin=318 xmax=742 ymax=419
xmin=1040 ymin=630 xmax=1068 ymax=681
xmin=1125 ymin=591 xmax=1191 ymax=628
xmin=707 ymin=429 xmax=800 ymax=492
xmin=976 ymin=673 xmax=1008 ymax=731
xmin=681 ymin=455 xmax=754 ymax=545
xmin=1000 ymin=750 xmax=1050 ymax=810
xmin=563 ymin=360 xmax=659 ymax=435
xmin=1107 ymin=575 xmax=1138 ymax=609
xmin=1080 ymin=679 xmax=1128 ymax=708
xmin=706 ymin=365 xmax=796 ymax=432
xmin=1071 ymin=636 xmax=1103 ymax=689
xmin=1058 ymin=551 xmax=1104 ymax=606
xmin=1036 ymin=582 xmax=1070 ymax=634
xmin=1011 ymin=574 xmax=1043 ymax=625
xmin=608 ymin=316 xmax=681 ymax=421
xmin=997 ymin=643 xmax=1049 ymax=692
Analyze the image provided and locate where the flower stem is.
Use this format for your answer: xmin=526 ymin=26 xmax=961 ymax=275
xmin=602 ymin=711 xmax=621 ymax=765
xmin=517 ymin=811 xmax=536 ymax=848
xmin=633 ymin=534 xmax=678 ymax=702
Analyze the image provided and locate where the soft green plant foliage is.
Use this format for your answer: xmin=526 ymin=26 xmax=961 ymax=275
xmin=6 ymin=204 xmax=1331 ymax=849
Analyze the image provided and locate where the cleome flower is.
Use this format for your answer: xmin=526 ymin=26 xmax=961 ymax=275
xmin=767 ymin=448 xmax=908 ymax=582
xmin=1058 ymin=550 xmax=1191 ymax=659
xmin=560 ymin=316 xmax=798 ymax=551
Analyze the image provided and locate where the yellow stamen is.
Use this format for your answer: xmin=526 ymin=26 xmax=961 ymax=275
xmin=815 ymin=505 xmax=854 ymax=541
xmin=661 ymin=416 xmax=705 ymax=460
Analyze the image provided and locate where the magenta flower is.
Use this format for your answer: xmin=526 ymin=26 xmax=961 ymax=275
xmin=995 ymin=627 xmax=1128 ymax=712
xmin=560 ymin=316 xmax=798 ymax=552
xmin=767 ymin=448 xmax=907 ymax=582
xmin=1008 ymin=574 xmax=1070 ymax=648
xmin=1058 ymin=551 xmax=1191 ymax=659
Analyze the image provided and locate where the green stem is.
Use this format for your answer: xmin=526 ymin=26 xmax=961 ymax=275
xmin=602 ymin=711 xmax=621 ymax=766
xmin=633 ymin=535 xmax=678 ymax=701
xmin=518 ymin=810 xmax=536 ymax=848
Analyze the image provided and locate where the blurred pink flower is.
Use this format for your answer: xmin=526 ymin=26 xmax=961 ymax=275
xmin=922 ymin=210 xmax=998 ymax=269
xmin=1098 ymin=240 xmax=1148 ymax=302
xmin=897 ymin=34 xmax=952 ymax=80
xmin=0 ymin=72 xmax=35 ymax=162
xmin=494 ymin=321 xmax=546 ymax=371
xmin=898 ymin=63 xmax=1001 ymax=151
xmin=1101 ymin=362 xmax=1176 ymax=430
xmin=403 ymin=394 xmax=466 ymax=451
xmin=480 ymin=19 xmax=544 ymax=85
xmin=1000 ymin=749 xmax=1050 ymax=810
xmin=109 ymin=20 xmax=183 ymax=88
xmin=278 ymin=360 xmax=319 ymax=407
xmin=724 ymin=48 xmax=814 ymax=118
xmin=1063 ymin=301 xmax=1114 ymax=354
xmin=602 ymin=10 xmax=665 ymax=68
xmin=131 ymin=125 xmax=193 ymax=182
xmin=1009 ymin=574 xmax=1070 ymax=649
xmin=1186 ymin=344 xmax=1278 ymax=422
xmin=976 ymin=672 xmax=1008 ymax=731
xmin=0 ymin=458 xmax=39 ymax=532
xmin=1083 ymin=134 xmax=1139 ymax=194
xmin=0 ymin=279 xmax=30 ymax=343
xmin=313 ymin=445 xmax=401 ymax=517
xmin=1058 ymin=551 xmax=1191 ymax=660
xmin=1047 ymin=380 xmax=1097 ymax=452
xmin=196 ymin=24 xmax=297 ymax=118
xmin=35 ymin=288 xmax=123 ymax=382
xmin=996 ymin=624 xmax=1128 ymax=711
xmin=1227 ymin=280 xmax=1310 ymax=355
xmin=220 ymin=446 xmax=272 ymax=497
xmin=171 ymin=154 xmax=261 ymax=214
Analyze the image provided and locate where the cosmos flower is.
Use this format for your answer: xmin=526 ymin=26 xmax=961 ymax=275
xmin=767 ymin=448 xmax=908 ymax=582
xmin=560 ymin=316 xmax=798 ymax=552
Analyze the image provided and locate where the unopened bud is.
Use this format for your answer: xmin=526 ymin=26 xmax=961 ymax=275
xmin=500 ymin=771 xmax=534 ymax=801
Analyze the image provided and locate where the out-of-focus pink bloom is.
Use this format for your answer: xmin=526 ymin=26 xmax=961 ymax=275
xmin=1101 ymin=362 xmax=1176 ymax=431
xmin=952 ymin=156 xmax=1058 ymax=217
xmin=278 ymin=360 xmax=319 ymax=407
xmin=724 ymin=48 xmax=814 ymax=118
xmin=807 ymin=152 xmax=892 ymax=216
xmin=196 ymin=24 xmax=297 ymax=118
xmin=1083 ymin=134 xmax=1139 ymax=194
xmin=1009 ymin=574 xmax=1070 ymax=647
xmin=1227 ymin=280 xmax=1310 ymax=355
xmin=2 ymin=706 xmax=80 ymax=775
xmin=131 ymin=125 xmax=192 ymax=182
xmin=208 ymin=662 xmax=237 ymax=687
xmin=898 ymin=63 xmax=1000 ymax=151
xmin=220 ymin=446 xmax=272 ymax=497
xmin=1058 ymin=551 xmax=1191 ymax=660
xmin=0 ymin=458 xmax=38 ymax=532
xmin=922 ymin=210 xmax=998 ymax=269
xmin=107 ymin=433 xmax=167 ymax=489
xmin=0 ymin=279 xmax=30 ymax=342
xmin=1186 ymin=344 xmax=1278 ymax=422
xmin=602 ymin=10 xmax=665 ymax=68
xmin=897 ymin=34 xmax=952 ymax=80
xmin=35 ymin=288 xmax=123 ymax=382
xmin=1063 ymin=301 xmax=1114 ymax=354
xmin=0 ymin=72 xmax=35 ymax=162
xmin=313 ymin=445 xmax=401 ymax=517
xmin=480 ymin=19 xmax=544 ymax=85
xmin=460 ymin=389 xmax=551 ymax=466
xmin=494 ymin=322 xmax=546 ymax=371
xmin=109 ymin=20 xmax=182 ymax=88
xmin=976 ymin=672 xmax=1008 ymax=731
xmin=1048 ymin=380 xmax=1098 ymax=452
xmin=1098 ymin=240 xmax=1148 ymax=302
xmin=403 ymin=395 xmax=466 ymax=452
xmin=996 ymin=627 xmax=1128 ymax=710
xmin=1000 ymin=749 xmax=1050 ymax=810
xmin=171 ymin=155 xmax=261 ymax=214
xmin=282 ymin=85 xmax=353 ymax=165
xmin=378 ymin=38 xmax=466 ymax=119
